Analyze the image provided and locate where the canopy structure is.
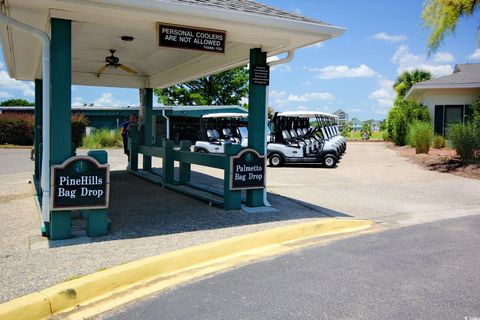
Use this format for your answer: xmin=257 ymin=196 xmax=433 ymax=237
xmin=276 ymin=111 xmax=339 ymax=119
xmin=202 ymin=112 xmax=248 ymax=119
xmin=0 ymin=0 xmax=344 ymax=88
xmin=0 ymin=0 xmax=345 ymax=240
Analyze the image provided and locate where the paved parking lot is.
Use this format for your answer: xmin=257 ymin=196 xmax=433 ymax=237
xmin=0 ymin=142 xmax=479 ymax=302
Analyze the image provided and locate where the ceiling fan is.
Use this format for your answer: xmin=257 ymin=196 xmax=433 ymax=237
xmin=96 ymin=49 xmax=138 ymax=77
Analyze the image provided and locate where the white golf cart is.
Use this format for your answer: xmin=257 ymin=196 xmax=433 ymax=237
xmin=193 ymin=113 xmax=248 ymax=153
xmin=267 ymin=111 xmax=346 ymax=168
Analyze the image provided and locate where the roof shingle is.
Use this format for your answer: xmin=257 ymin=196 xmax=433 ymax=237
xmin=161 ymin=0 xmax=326 ymax=25
xmin=414 ymin=63 xmax=480 ymax=87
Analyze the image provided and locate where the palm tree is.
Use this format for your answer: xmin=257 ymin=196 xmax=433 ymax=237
xmin=393 ymin=70 xmax=432 ymax=98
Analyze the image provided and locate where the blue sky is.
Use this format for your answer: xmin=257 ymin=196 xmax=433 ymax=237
xmin=0 ymin=0 xmax=478 ymax=120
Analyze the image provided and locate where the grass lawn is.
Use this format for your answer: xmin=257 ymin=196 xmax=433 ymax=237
xmin=347 ymin=131 xmax=385 ymax=140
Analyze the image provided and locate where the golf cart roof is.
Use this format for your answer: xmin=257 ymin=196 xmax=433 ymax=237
xmin=276 ymin=111 xmax=338 ymax=119
xmin=202 ymin=112 xmax=248 ymax=119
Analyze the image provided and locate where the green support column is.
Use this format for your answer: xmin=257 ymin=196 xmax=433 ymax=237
xmin=179 ymin=140 xmax=192 ymax=185
xmin=247 ymin=48 xmax=268 ymax=207
xmin=49 ymin=18 xmax=72 ymax=240
xmin=163 ymin=139 xmax=175 ymax=185
xmin=224 ymin=143 xmax=242 ymax=210
xmin=34 ymin=79 xmax=42 ymax=182
xmin=84 ymin=150 xmax=110 ymax=237
xmin=129 ymin=124 xmax=139 ymax=171
xmin=143 ymin=88 xmax=153 ymax=171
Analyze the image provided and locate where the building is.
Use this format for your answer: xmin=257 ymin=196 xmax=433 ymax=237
xmin=333 ymin=109 xmax=348 ymax=125
xmin=0 ymin=105 xmax=247 ymax=144
xmin=405 ymin=64 xmax=480 ymax=135
xmin=350 ymin=117 xmax=362 ymax=131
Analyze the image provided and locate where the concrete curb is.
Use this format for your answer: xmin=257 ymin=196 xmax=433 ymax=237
xmin=0 ymin=218 xmax=374 ymax=320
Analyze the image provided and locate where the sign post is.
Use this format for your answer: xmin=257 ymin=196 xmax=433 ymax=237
xmin=51 ymin=156 xmax=109 ymax=211
xmin=229 ymin=148 xmax=266 ymax=190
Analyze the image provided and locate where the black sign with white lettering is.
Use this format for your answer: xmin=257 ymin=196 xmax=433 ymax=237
xmin=230 ymin=149 xmax=266 ymax=190
xmin=251 ymin=65 xmax=270 ymax=86
xmin=51 ymin=156 xmax=109 ymax=210
xmin=158 ymin=23 xmax=226 ymax=54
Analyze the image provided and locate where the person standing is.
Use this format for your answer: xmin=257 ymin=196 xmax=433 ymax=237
xmin=121 ymin=113 xmax=138 ymax=163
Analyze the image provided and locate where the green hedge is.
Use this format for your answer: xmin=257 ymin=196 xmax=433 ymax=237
xmin=0 ymin=113 xmax=34 ymax=145
xmin=0 ymin=113 xmax=88 ymax=146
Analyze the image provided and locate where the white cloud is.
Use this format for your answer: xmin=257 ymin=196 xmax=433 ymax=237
xmin=269 ymin=90 xmax=287 ymax=106
xmin=391 ymin=45 xmax=453 ymax=77
xmin=93 ymin=92 xmax=130 ymax=107
xmin=310 ymin=64 xmax=376 ymax=79
xmin=268 ymin=90 xmax=335 ymax=110
xmin=296 ymin=105 xmax=307 ymax=110
xmin=372 ymin=32 xmax=407 ymax=42
xmin=286 ymin=92 xmax=335 ymax=102
xmin=267 ymin=55 xmax=279 ymax=64
xmin=0 ymin=62 xmax=4 ymax=70
xmin=369 ymin=77 xmax=395 ymax=109
xmin=347 ymin=108 xmax=362 ymax=113
xmin=0 ymin=91 xmax=12 ymax=98
xmin=305 ymin=42 xmax=325 ymax=49
xmin=432 ymin=52 xmax=455 ymax=63
xmin=301 ymin=80 xmax=312 ymax=87
xmin=468 ymin=48 xmax=480 ymax=61
xmin=272 ymin=64 xmax=292 ymax=72
xmin=72 ymin=96 xmax=84 ymax=107
xmin=267 ymin=55 xmax=293 ymax=72
xmin=0 ymin=71 xmax=35 ymax=97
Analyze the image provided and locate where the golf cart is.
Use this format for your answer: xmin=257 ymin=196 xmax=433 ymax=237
xmin=194 ymin=113 xmax=248 ymax=153
xmin=267 ymin=111 xmax=346 ymax=168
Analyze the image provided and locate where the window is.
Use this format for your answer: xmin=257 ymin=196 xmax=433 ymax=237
xmin=434 ymin=104 xmax=466 ymax=136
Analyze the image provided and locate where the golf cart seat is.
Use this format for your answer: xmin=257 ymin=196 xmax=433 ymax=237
xmin=207 ymin=129 xmax=222 ymax=144
xmin=282 ymin=130 xmax=301 ymax=148
xmin=222 ymin=128 xmax=239 ymax=143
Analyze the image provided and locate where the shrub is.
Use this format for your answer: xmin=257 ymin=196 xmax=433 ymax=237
xmin=408 ymin=121 xmax=433 ymax=154
xmin=0 ymin=112 xmax=89 ymax=146
xmin=81 ymin=129 xmax=123 ymax=148
xmin=447 ymin=123 xmax=480 ymax=163
xmin=0 ymin=113 xmax=34 ymax=145
xmin=72 ymin=113 xmax=88 ymax=148
xmin=387 ymin=99 xmax=431 ymax=146
xmin=432 ymin=135 xmax=446 ymax=149
xmin=382 ymin=131 xmax=391 ymax=141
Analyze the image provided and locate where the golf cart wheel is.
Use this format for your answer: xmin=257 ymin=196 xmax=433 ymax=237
xmin=269 ymin=153 xmax=283 ymax=167
xmin=196 ymin=149 xmax=207 ymax=153
xmin=323 ymin=154 xmax=337 ymax=168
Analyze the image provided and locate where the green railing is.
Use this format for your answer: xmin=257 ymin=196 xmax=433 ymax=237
xmin=128 ymin=124 xmax=242 ymax=210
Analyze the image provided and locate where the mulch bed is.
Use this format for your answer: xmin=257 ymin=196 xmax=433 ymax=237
xmin=386 ymin=142 xmax=480 ymax=180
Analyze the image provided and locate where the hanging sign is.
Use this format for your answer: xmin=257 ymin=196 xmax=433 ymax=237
xmin=51 ymin=156 xmax=109 ymax=210
xmin=251 ymin=65 xmax=270 ymax=86
xmin=230 ymin=149 xmax=266 ymax=190
xmin=158 ymin=23 xmax=226 ymax=54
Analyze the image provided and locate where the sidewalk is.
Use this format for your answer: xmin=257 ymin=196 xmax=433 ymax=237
xmin=0 ymin=161 xmax=333 ymax=303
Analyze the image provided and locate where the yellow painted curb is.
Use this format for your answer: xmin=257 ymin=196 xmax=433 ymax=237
xmin=0 ymin=218 xmax=374 ymax=320
xmin=0 ymin=293 xmax=51 ymax=320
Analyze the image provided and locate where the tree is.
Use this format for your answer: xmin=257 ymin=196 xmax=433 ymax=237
xmin=388 ymin=70 xmax=432 ymax=146
xmin=393 ymin=70 xmax=432 ymax=98
xmin=0 ymin=99 xmax=34 ymax=106
xmin=154 ymin=67 xmax=249 ymax=106
xmin=361 ymin=120 xmax=373 ymax=138
xmin=267 ymin=106 xmax=275 ymax=120
xmin=422 ymin=0 xmax=479 ymax=53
